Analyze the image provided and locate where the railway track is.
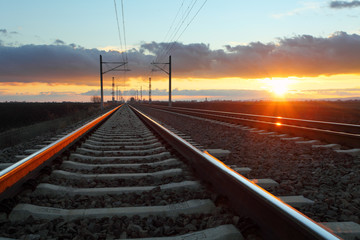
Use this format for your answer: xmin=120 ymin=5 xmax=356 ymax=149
xmin=140 ymin=104 xmax=360 ymax=150
xmin=0 ymin=104 xmax=351 ymax=239
xmin=133 ymin=104 xmax=360 ymax=239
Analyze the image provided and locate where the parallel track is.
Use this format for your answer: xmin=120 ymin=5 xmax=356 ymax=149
xmin=139 ymin=104 xmax=360 ymax=149
xmin=0 ymin=104 xmax=340 ymax=239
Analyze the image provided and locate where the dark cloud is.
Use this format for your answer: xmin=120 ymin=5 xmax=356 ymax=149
xmin=0 ymin=43 xmax=154 ymax=84
xmin=0 ymin=29 xmax=18 ymax=36
xmin=53 ymin=39 xmax=65 ymax=45
xmin=0 ymin=29 xmax=19 ymax=47
xmin=0 ymin=31 xmax=360 ymax=84
xmin=142 ymin=32 xmax=360 ymax=79
xmin=330 ymin=1 xmax=360 ymax=8
xmin=0 ymin=44 xmax=101 ymax=84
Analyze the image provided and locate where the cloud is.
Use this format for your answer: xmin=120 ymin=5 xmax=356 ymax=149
xmin=81 ymin=87 xmax=272 ymax=99
xmin=301 ymin=87 xmax=360 ymax=96
xmin=0 ymin=28 xmax=18 ymax=36
xmin=39 ymin=91 xmax=76 ymax=96
xmin=0 ymin=92 xmax=89 ymax=102
xmin=53 ymin=39 xmax=66 ymax=45
xmin=81 ymin=89 xmax=110 ymax=96
xmin=172 ymin=89 xmax=271 ymax=98
xmin=0 ymin=31 xmax=360 ymax=85
xmin=0 ymin=43 xmax=153 ymax=84
xmin=330 ymin=1 xmax=360 ymax=8
xmin=142 ymin=32 xmax=360 ymax=79
xmin=82 ymin=88 xmax=160 ymax=96
xmin=0 ymin=28 xmax=20 ymax=47
xmin=81 ymin=88 xmax=360 ymax=100
xmin=0 ymin=44 xmax=100 ymax=83
xmin=271 ymin=2 xmax=322 ymax=19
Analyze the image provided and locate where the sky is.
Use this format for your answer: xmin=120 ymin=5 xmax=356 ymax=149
xmin=0 ymin=0 xmax=360 ymax=102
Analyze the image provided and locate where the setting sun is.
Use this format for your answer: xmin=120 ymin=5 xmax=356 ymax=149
xmin=1 ymin=1 xmax=360 ymax=103
xmin=261 ymin=78 xmax=296 ymax=97
xmin=269 ymin=79 xmax=291 ymax=96
xmin=272 ymin=84 xmax=288 ymax=96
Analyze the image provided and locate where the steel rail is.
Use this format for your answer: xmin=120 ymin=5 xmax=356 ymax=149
xmin=148 ymin=105 xmax=360 ymax=134
xmin=130 ymin=105 xmax=340 ymax=240
xmin=142 ymin=104 xmax=360 ymax=148
xmin=0 ymin=105 xmax=122 ymax=198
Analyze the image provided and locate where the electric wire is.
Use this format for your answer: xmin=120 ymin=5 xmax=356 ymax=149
xmin=114 ymin=0 xmax=125 ymax=62
xmin=148 ymin=0 xmax=208 ymax=87
xmin=155 ymin=0 xmax=207 ymax=65
xmin=114 ymin=0 xmax=129 ymax=101
xmin=120 ymin=0 xmax=128 ymax=98
xmin=148 ymin=0 xmax=185 ymax=79
xmin=154 ymin=0 xmax=187 ymax=63
xmin=121 ymin=0 xmax=128 ymax=62
xmin=162 ymin=0 xmax=185 ymax=47
xmin=150 ymin=0 xmax=198 ymax=78
xmin=163 ymin=0 xmax=208 ymax=58
xmin=156 ymin=0 xmax=198 ymax=63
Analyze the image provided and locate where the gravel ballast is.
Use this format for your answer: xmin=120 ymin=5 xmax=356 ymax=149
xmin=136 ymin=105 xmax=360 ymax=224
xmin=0 ymin=105 xmax=254 ymax=239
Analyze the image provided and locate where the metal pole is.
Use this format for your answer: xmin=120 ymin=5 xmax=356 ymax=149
xmin=169 ymin=55 xmax=172 ymax=107
xmin=123 ymin=76 xmax=125 ymax=103
xmin=140 ymin=86 xmax=142 ymax=102
xmin=112 ymin=77 xmax=115 ymax=103
xmin=100 ymin=55 xmax=104 ymax=110
xmin=149 ymin=77 xmax=152 ymax=104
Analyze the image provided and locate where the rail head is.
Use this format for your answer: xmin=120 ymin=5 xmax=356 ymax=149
xmin=130 ymin=105 xmax=341 ymax=240
xmin=0 ymin=105 xmax=122 ymax=198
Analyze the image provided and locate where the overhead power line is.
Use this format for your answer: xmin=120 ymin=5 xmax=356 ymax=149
xmin=155 ymin=0 xmax=198 ymax=63
xmin=150 ymin=0 xmax=185 ymax=68
xmin=114 ymin=0 xmax=128 ymax=64
xmin=162 ymin=0 xmax=208 ymax=58
xmin=148 ymin=0 xmax=208 ymax=91
xmin=121 ymin=0 xmax=128 ymax=62
xmin=114 ymin=0 xmax=125 ymax=62
xmin=154 ymin=0 xmax=208 ymax=64
xmin=113 ymin=0 xmax=129 ymax=104
xmin=162 ymin=0 xmax=185 ymax=47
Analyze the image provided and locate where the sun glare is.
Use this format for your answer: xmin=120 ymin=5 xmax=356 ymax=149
xmin=261 ymin=78 xmax=296 ymax=97
xmin=270 ymin=79 xmax=290 ymax=96
xmin=272 ymin=84 xmax=288 ymax=96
